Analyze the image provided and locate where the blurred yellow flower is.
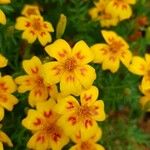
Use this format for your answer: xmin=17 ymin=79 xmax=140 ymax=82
xmin=0 ymin=0 xmax=11 ymax=25
xmin=21 ymin=4 xmax=41 ymax=17
xmin=22 ymin=100 xmax=69 ymax=150
xmin=91 ymin=30 xmax=132 ymax=73
xmin=43 ymin=39 xmax=96 ymax=96
xmin=69 ymin=127 xmax=104 ymax=150
xmin=55 ymin=86 xmax=106 ymax=140
xmin=0 ymin=54 xmax=7 ymax=68
xmin=0 ymin=130 xmax=13 ymax=149
xmin=15 ymin=56 xmax=57 ymax=107
xmin=129 ymin=54 xmax=150 ymax=91
xmin=0 ymin=75 xmax=18 ymax=121
xmin=15 ymin=15 xmax=54 ymax=45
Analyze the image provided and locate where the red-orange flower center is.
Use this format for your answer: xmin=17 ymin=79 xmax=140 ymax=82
xmin=64 ymin=57 xmax=77 ymax=72
xmin=78 ymin=105 xmax=91 ymax=118
xmin=32 ymin=18 xmax=42 ymax=31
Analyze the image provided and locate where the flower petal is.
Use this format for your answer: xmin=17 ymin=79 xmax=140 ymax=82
xmin=43 ymin=21 xmax=54 ymax=32
xmin=45 ymin=39 xmax=71 ymax=62
xmin=72 ymin=40 xmax=94 ymax=64
xmin=23 ymin=56 xmax=42 ymax=75
xmin=0 ymin=142 xmax=3 ymax=150
xmin=91 ymin=44 xmax=109 ymax=63
xmin=15 ymin=17 xmax=30 ymax=30
xmin=42 ymin=62 xmax=63 ymax=84
xmin=0 ymin=0 xmax=11 ymax=4
xmin=60 ymin=72 xmax=82 ymax=96
xmin=0 ymin=106 xmax=4 ymax=121
xmin=0 ymin=54 xmax=7 ymax=68
xmin=75 ymin=65 xmax=96 ymax=89
xmin=95 ymin=144 xmax=105 ymax=150
xmin=129 ymin=56 xmax=146 ymax=75
xmin=80 ymin=86 xmax=99 ymax=106
xmin=0 ymin=10 xmax=6 ymax=25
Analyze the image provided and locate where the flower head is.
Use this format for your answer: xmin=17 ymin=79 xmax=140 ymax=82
xmin=15 ymin=56 xmax=57 ymax=107
xmin=55 ymin=86 xmax=106 ymax=140
xmin=0 ymin=75 xmax=18 ymax=121
xmin=15 ymin=15 xmax=54 ymax=45
xmin=22 ymin=99 xmax=69 ymax=150
xmin=129 ymin=54 xmax=150 ymax=91
xmin=0 ymin=54 xmax=7 ymax=68
xmin=91 ymin=30 xmax=132 ymax=73
xmin=43 ymin=39 xmax=96 ymax=96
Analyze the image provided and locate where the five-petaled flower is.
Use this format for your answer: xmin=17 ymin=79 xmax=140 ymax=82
xmin=0 ymin=75 xmax=18 ymax=121
xmin=55 ymin=86 xmax=106 ymax=140
xmin=0 ymin=54 xmax=7 ymax=68
xmin=129 ymin=54 xmax=150 ymax=91
xmin=15 ymin=56 xmax=57 ymax=107
xmin=22 ymin=99 xmax=69 ymax=150
xmin=15 ymin=15 xmax=54 ymax=46
xmin=91 ymin=30 xmax=132 ymax=73
xmin=0 ymin=0 xmax=11 ymax=25
xmin=69 ymin=127 xmax=104 ymax=150
xmin=43 ymin=39 xmax=96 ymax=96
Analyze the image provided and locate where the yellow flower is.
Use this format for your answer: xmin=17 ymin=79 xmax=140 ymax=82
xmin=43 ymin=39 xmax=96 ymax=96
xmin=15 ymin=15 xmax=54 ymax=46
xmin=91 ymin=30 xmax=132 ymax=73
xmin=0 ymin=0 xmax=11 ymax=25
xmin=21 ymin=4 xmax=41 ymax=17
xmin=0 ymin=54 xmax=7 ymax=68
xmin=0 ymin=75 xmax=18 ymax=121
xmin=15 ymin=56 xmax=57 ymax=107
xmin=105 ymin=0 xmax=136 ymax=21
xmin=55 ymin=86 xmax=106 ymax=140
xmin=0 ymin=130 xmax=13 ymax=150
xmin=69 ymin=127 xmax=105 ymax=150
xmin=22 ymin=100 xmax=69 ymax=150
xmin=129 ymin=54 xmax=150 ymax=91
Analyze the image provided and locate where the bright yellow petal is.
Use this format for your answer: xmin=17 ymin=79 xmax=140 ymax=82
xmin=102 ymin=57 xmax=120 ymax=73
xmin=23 ymin=56 xmax=42 ymax=75
xmin=60 ymin=72 xmax=82 ymax=96
xmin=38 ymin=31 xmax=52 ymax=46
xmin=22 ymin=29 xmax=37 ymax=44
xmin=0 ymin=0 xmax=11 ymax=4
xmin=0 ymin=10 xmax=6 ymax=25
xmin=145 ymin=53 xmax=150 ymax=64
xmin=140 ymin=95 xmax=150 ymax=110
xmin=0 ymin=142 xmax=3 ymax=150
xmin=126 ymin=0 xmax=136 ymax=4
xmin=42 ymin=62 xmax=63 ymax=84
xmin=48 ymin=84 xmax=58 ymax=100
xmin=80 ymin=86 xmax=99 ymax=106
xmin=129 ymin=56 xmax=146 ymax=75
xmin=75 ymin=65 xmax=96 ymax=89
xmin=0 ymin=131 xmax=13 ymax=147
xmin=92 ymin=100 xmax=106 ymax=121
xmin=91 ymin=44 xmax=109 ymax=63
xmin=0 ymin=54 xmax=7 ymax=68
xmin=69 ymin=145 xmax=77 ymax=150
xmin=27 ymin=132 xmax=49 ymax=150
xmin=89 ymin=7 xmax=99 ymax=20
xmin=141 ymin=77 xmax=150 ymax=91
xmin=15 ymin=17 xmax=30 ymax=30
xmin=0 ymin=94 xmax=18 ymax=111
xmin=72 ymin=40 xmax=94 ymax=65
xmin=44 ymin=21 xmax=54 ymax=32
xmin=54 ymin=96 xmax=79 ymax=114
xmin=120 ymin=49 xmax=132 ymax=67
xmin=0 ymin=106 xmax=4 ymax=121
xmin=95 ymin=144 xmax=105 ymax=150
xmin=22 ymin=109 xmax=45 ymax=131
xmin=45 ymin=39 xmax=71 ymax=62
xmin=0 ymin=75 xmax=16 ymax=93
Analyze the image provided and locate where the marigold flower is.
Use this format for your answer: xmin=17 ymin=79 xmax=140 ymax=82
xmin=21 ymin=4 xmax=41 ymax=17
xmin=22 ymin=100 xmax=69 ymax=150
xmin=69 ymin=127 xmax=105 ymax=150
xmin=91 ymin=30 xmax=132 ymax=73
xmin=15 ymin=15 xmax=54 ymax=46
xmin=0 ymin=54 xmax=7 ymax=68
xmin=43 ymin=39 xmax=96 ymax=96
xmin=55 ymin=86 xmax=106 ymax=140
xmin=0 ymin=75 xmax=18 ymax=121
xmin=0 ymin=0 xmax=11 ymax=25
xmin=0 ymin=130 xmax=13 ymax=149
xmin=15 ymin=56 xmax=57 ymax=107
xmin=129 ymin=54 xmax=150 ymax=91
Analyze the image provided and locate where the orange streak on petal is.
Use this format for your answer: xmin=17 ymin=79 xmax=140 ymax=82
xmin=43 ymin=111 xmax=52 ymax=118
xmin=33 ymin=118 xmax=42 ymax=126
xmin=85 ymin=119 xmax=93 ymax=128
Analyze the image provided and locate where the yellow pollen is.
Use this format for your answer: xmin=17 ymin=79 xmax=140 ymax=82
xmin=64 ymin=57 xmax=77 ymax=71
xmin=32 ymin=18 xmax=42 ymax=31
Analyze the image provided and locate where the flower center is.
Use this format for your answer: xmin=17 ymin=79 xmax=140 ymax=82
xmin=109 ymin=40 xmax=124 ymax=53
xmin=64 ymin=57 xmax=77 ymax=72
xmin=32 ymin=18 xmax=42 ymax=31
xmin=35 ymin=76 xmax=44 ymax=87
xmin=78 ymin=105 xmax=91 ymax=118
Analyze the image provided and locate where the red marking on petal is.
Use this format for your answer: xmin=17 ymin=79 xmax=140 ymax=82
xmin=67 ymin=101 xmax=75 ymax=110
xmin=36 ymin=135 xmax=45 ymax=143
xmin=68 ymin=116 xmax=77 ymax=125
xmin=40 ymin=32 xmax=46 ymax=37
xmin=0 ymin=83 xmax=8 ymax=92
xmin=58 ymin=49 xmax=68 ymax=58
xmin=33 ymin=118 xmax=42 ymax=126
xmin=0 ymin=94 xmax=7 ymax=102
xmin=83 ymin=94 xmax=92 ymax=101
xmin=76 ymin=52 xmax=84 ymax=60
xmin=43 ymin=23 xmax=48 ymax=28
xmin=44 ymin=111 xmax=52 ymax=118
xmin=66 ymin=75 xmax=75 ymax=82
xmin=80 ymin=67 xmax=86 ymax=76
xmin=52 ymin=132 xmax=61 ymax=142
xmin=34 ymin=89 xmax=42 ymax=97
xmin=31 ymin=67 xmax=39 ymax=74
xmin=84 ymin=119 xmax=93 ymax=128
xmin=30 ymin=30 xmax=35 ymax=35
xmin=52 ymin=66 xmax=61 ymax=75
xmin=25 ymin=22 xmax=31 ymax=27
